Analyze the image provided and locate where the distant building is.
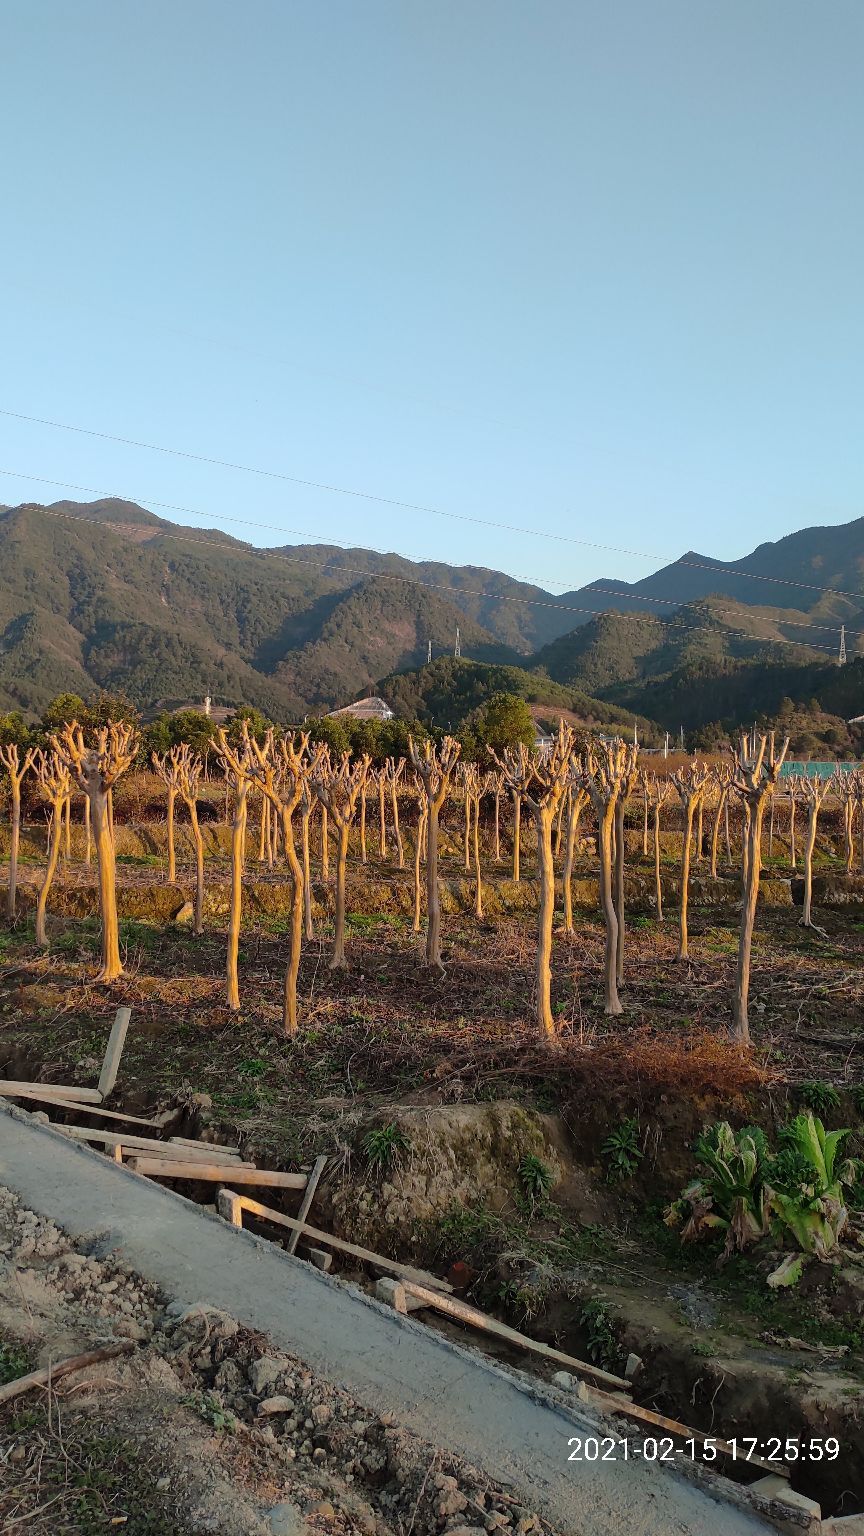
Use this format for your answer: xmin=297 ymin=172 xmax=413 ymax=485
xmin=144 ymin=695 xmax=233 ymax=726
xmin=327 ymin=695 xmax=395 ymax=722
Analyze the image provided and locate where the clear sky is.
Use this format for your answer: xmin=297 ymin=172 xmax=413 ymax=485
xmin=1 ymin=1 xmax=862 ymax=593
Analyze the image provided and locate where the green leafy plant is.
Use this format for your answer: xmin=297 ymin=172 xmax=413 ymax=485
xmin=517 ymin=1153 xmax=554 ymax=1209
xmin=182 ymin=1391 xmax=236 ymax=1433
xmin=579 ymin=1298 xmax=619 ymax=1369
xmin=362 ymin=1123 xmax=410 ymax=1172
xmin=796 ymin=1080 xmax=840 ymax=1116
xmin=601 ymin=1117 xmax=644 ymax=1182
xmin=767 ymin=1114 xmax=860 ymax=1284
xmin=665 ymin=1122 xmax=771 ymax=1262
xmin=0 ymin=1338 xmax=30 ymax=1385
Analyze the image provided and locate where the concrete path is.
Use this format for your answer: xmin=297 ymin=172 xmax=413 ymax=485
xmin=0 ymin=1104 xmax=768 ymax=1536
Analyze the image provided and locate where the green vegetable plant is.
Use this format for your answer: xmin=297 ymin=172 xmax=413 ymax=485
xmin=517 ymin=1153 xmax=555 ymax=1210
xmin=601 ymin=1117 xmax=644 ymax=1182
xmin=362 ymin=1123 xmax=410 ymax=1173
xmin=766 ymin=1114 xmax=860 ymax=1286
xmin=664 ymin=1122 xmax=771 ymax=1262
xmin=796 ymin=1081 xmax=841 ymax=1117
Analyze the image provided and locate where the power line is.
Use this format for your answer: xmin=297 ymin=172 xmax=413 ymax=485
xmin=0 ymin=473 xmax=841 ymax=659
xmin=0 ymin=464 xmax=860 ymax=647
xmin=2 ymin=405 xmax=863 ymax=606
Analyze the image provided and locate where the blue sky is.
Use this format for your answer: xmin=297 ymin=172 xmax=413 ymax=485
xmin=1 ymin=1 xmax=862 ymax=594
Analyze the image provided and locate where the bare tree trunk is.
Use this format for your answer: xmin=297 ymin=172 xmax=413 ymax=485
xmin=789 ymin=798 xmax=797 ymax=869
xmin=321 ymin=804 xmax=329 ymax=880
xmin=226 ymin=782 xmax=248 ymax=1010
xmin=463 ymin=793 xmax=471 ymax=871
xmin=425 ymin=800 xmax=444 ymax=971
xmin=511 ymin=791 xmax=521 ymax=882
xmin=802 ymin=809 xmax=815 ymax=924
xmin=391 ymin=779 xmax=404 ymax=868
xmin=166 ymin=786 xmax=177 ymax=883
xmin=642 ymin=791 xmax=649 ymax=858
xmin=613 ymin=797 xmax=626 ymax=987
xmin=678 ymin=800 xmax=696 ymax=960
xmin=768 ymin=798 xmax=775 ymax=862
xmin=6 ymin=779 xmax=21 ymax=922
xmin=732 ymin=802 xmax=764 ymax=1046
xmin=84 ymin=795 xmax=92 ymax=866
xmin=378 ymin=777 xmax=387 ymax=860
xmin=35 ymin=808 xmax=62 ymax=947
xmin=330 ymin=821 xmax=350 ymax=969
xmin=63 ymin=794 xmax=71 ymax=861
xmin=360 ymin=784 xmax=367 ymax=863
xmin=493 ymin=790 xmax=501 ymax=863
xmin=302 ymin=798 xmax=313 ymax=939
xmin=92 ymin=785 xmax=122 ymax=983
xmin=653 ymin=805 xmax=663 ymax=919
xmin=709 ymin=793 xmax=725 ymax=879
xmin=695 ymin=800 xmax=704 ymax=863
xmin=553 ymin=795 xmax=565 ymax=861
xmin=413 ymin=807 xmax=427 ymax=932
xmin=280 ymin=804 xmax=304 ymax=1034
xmin=189 ymin=801 xmax=205 ymax=934
xmin=533 ymin=804 xmax=558 ymax=1036
xmin=472 ymin=798 xmax=483 ymax=918
xmin=561 ymin=795 xmax=582 ymax=935
xmin=724 ymin=798 xmax=731 ymax=861
xmin=258 ymin=796 xmax=268 ymax=863
xmin=598 ymin=800 xmax=622 ymax=1016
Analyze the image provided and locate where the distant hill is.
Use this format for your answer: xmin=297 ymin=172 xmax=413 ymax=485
xmin=2 ymin=496 xmax=864 ymax=740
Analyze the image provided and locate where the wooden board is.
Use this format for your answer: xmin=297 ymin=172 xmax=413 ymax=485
xmin=52 ymin=1126 xmax=249 ymax=1163
xmin=98 ymin=1006 xmax=132 ymax=1099
xmin=222 ymin=1190 xmax=452 ymax=1292
xmin=169 ymin=1135 xmax=243 ymax=1156
xmin=286 ymin=1155 xmax=327 ymax=1255
xmin=589 ymin=1389 xmax=790 ymax=1480
xmin=132 ymin=1161 xmax=307 ymax=1188
xmin=4 ymin=1087 xmax=158 ymax=1127
xmin=0 ymin=1081 xmax=102 ymax=1103
xmin=400 ymin=1280 xmax=630 ymax=1392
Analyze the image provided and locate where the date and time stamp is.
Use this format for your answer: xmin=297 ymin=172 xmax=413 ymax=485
xmin=567 ymin=1434 xmax=841 ymax=1465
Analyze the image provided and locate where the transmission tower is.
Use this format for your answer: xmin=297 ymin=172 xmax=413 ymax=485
xmin=427 ymin=639 xmax=432 ymax=664
xmin=454 ymin=626 xmax=461 ymax=659
xmin=839 ymin=625 xmax=847 ymax=665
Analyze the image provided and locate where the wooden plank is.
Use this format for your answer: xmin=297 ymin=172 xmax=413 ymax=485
xmin=51 ymin=1126 xmax=252 ymax=1163
xmin=2 ymin=1086 xmax=158 ymax=1126
xmin=0 ymin=1341 xmax=134 ymax=1406
xmin=0 ymin=1081 xmax=102 ymax=1103
xmin=223 ymin=1190 xmax=452 ymax=1292
xmin=400 ymin=1281 xmax=630 ymax=1393
xmin=286 ymin=1155 xmax=327 ymax=1255
xmin=98 ymin=1006 xmax=132 ymax=1099
xmin=590 ymin=1390 xmax=790 ymax=1481
xmin=169 ymin=1135 xmax=243 ymax=1157
xmin=132 ymin=1161 xmax=307 ymax=1188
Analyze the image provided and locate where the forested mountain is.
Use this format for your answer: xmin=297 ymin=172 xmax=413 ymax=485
xmin=2 ymin=496 xmax=863 ymax=747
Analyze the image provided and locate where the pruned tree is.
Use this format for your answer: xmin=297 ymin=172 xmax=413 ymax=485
xmin=786 ymin=775 xmax=802 ymax=870
xmin=460 ymin=763 xmax=488 ymax=918
xmin=151 ymin=748 xmax=182 ymax=883
xmin=248 ymin=729 xmax=313 ymax=1031
xmin=560 ymin=779 xmax=590 ymax=935
xmin=643 ymin=773 xmax=671 ymax=920
xmin=612 ymin=749 xmax=641 ymax=987
xmin=0 ymin=742 xmax=36 ymax=922
xmin=173 ymin=745 xmax=206 ymax=934
xmin=213 ymin=727 xmax=255 ymax=1011
xmin=836 ymin=771 xmax=857 ymax=875
xmin=799 ymin=773 xmax=829 ymax=929
xmin=410 ymin=773 xmax=428 ymax=933
xmin=384 ymin=758 xmax=405 ymax=869
xmin=493 ymin=723 xmax=576 ymax=1038
xmin=578 ymin=739 xmax=635 ymax=1017
xmin=511 ymin=784 xmax=522 ymax=882
xmin=708 ymin=762 xmax=734 ymax=880
xmin=33 ymin=750 xmax=73 ymax=947
xmin=730 ymin=732 xmax=789 ymax=1045
xmin=671 ymin=761 xmax=711 ymax=960
xmin=490 ymin=772 xmax=504 ymax=863
xmin=301 ymin=781 xmax=314 ymax=940
xmin=52 ymin=722 xmax=138 ymax=982
xmin=408 ymin=735 xmax=461 ymax=972
xmin=312 ymin=749 xmax=370 ymax=969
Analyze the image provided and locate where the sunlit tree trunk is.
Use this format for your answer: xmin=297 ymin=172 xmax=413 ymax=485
xmin=511 ymin=790 xmax=521 ymax=882
xmin=280 ymin=802 xmax=305 ymax=1029
xmin=413 ymin=805 xmax=427 ymax=932
xmin=302 ymin=793 xmax=313 ymax=939
xmin=189 ymin=801 xmax=205 ymax=934
xmin=35 ymin=806 xmax=62 ymax=947
xmin=226 ymin=780 xmax=248 ymax=1010
xmin=391 ymin=775 xmax=404 ymax=869
xmin=533 ymin=802 xmax=557 ymax=1036
xmin=84 ymin=795 xmax=92 ymax=866
xmin=597 ymin=798 xmax=622 ymax=1016
xmin=678 ymin=798 xmax=696 ymax=960
xmin=378 ymin=775 xmax=387 ymax=859
xmin=360 ymin=783 xmax=367 ymax=864
xmin=561 ymin=791 xmax=585 ymax=935
xmin=653 ymin=804 xmax=663 ymax=920
xmin=320 ymin=804 xmax=329 ymax=880
xmin=166 ymin=785 xmax=177 ymax=882
xmin=493 ymin=785 xmax=502 ymax=863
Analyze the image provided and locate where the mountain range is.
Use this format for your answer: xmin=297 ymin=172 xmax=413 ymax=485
xmin=1 ymin=496 xmax=862 ymax=744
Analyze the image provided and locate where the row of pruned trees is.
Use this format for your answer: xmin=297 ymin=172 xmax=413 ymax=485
xmin=7 ymin=718 xmax=861 ymax=1052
